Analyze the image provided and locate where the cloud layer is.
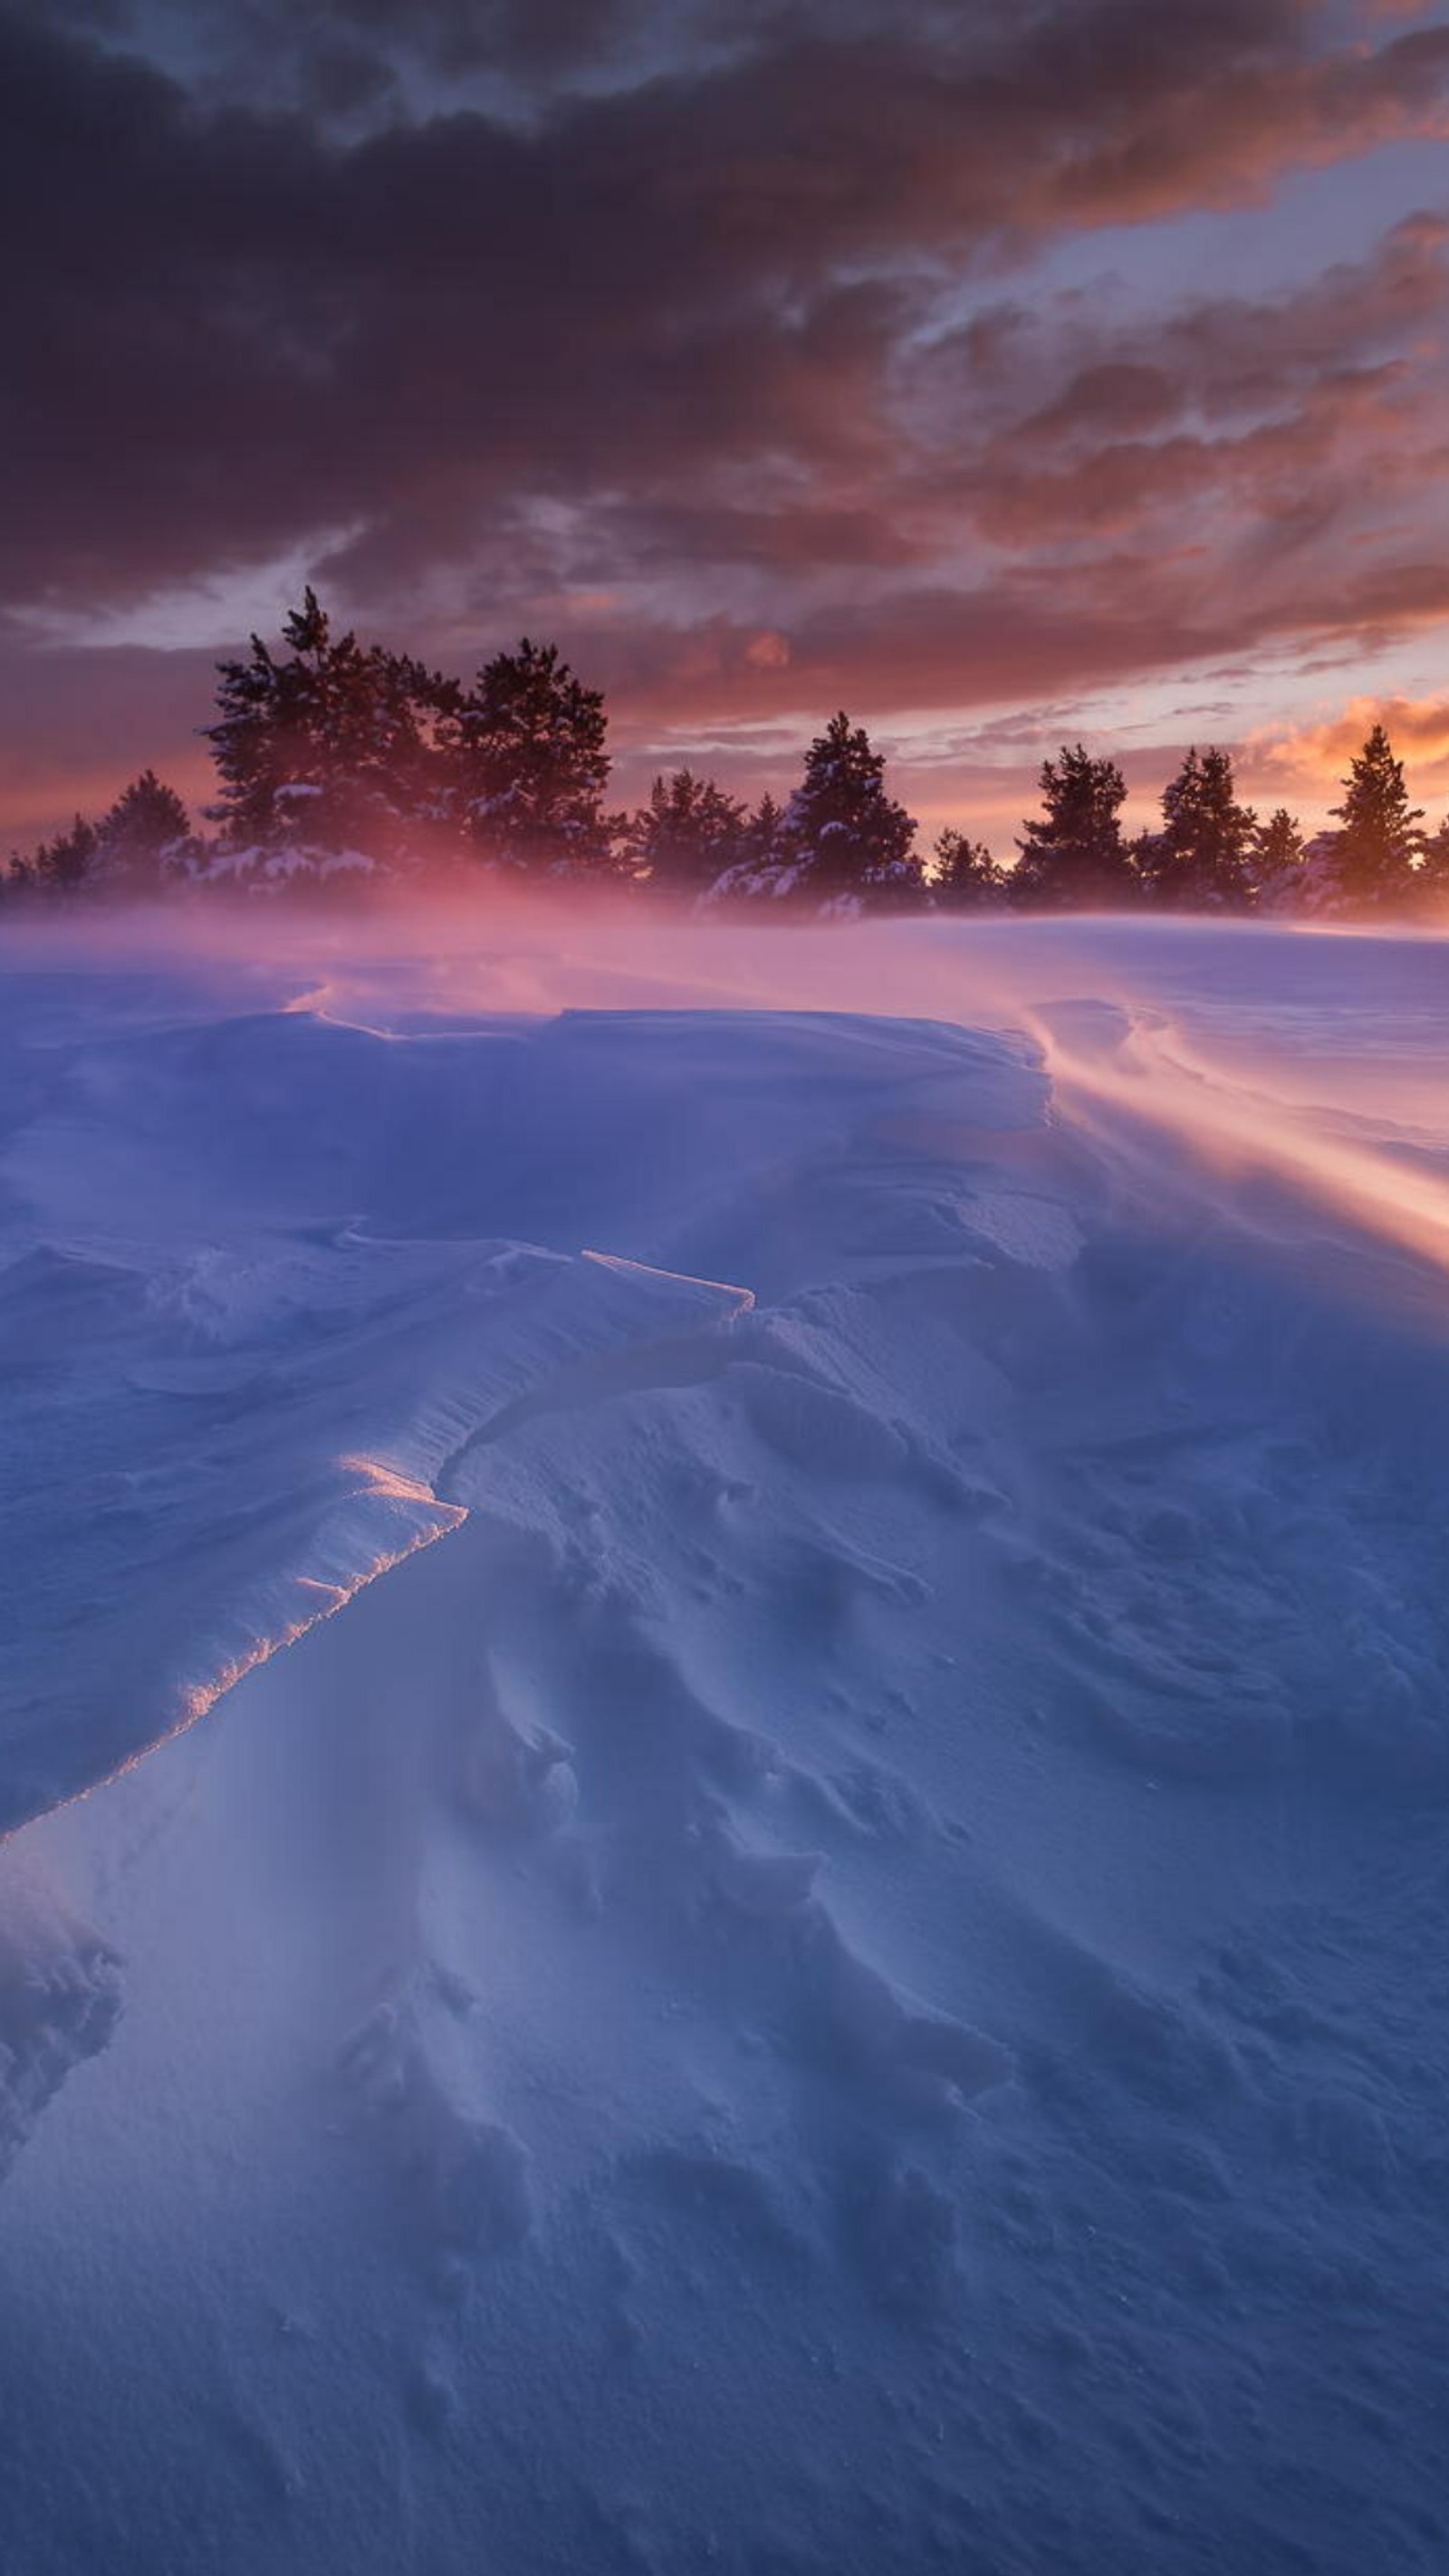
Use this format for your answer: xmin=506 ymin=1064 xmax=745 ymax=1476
xmin=2 ymin=0 xmax=1448 ymax=835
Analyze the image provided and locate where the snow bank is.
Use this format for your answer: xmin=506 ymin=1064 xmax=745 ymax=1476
xmin=1 ymin=912 xmax=1447 ymax=2574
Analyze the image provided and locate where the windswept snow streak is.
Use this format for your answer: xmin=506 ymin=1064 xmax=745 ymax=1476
xmin=1033 ymin=995 xmax=1449 ymax=1293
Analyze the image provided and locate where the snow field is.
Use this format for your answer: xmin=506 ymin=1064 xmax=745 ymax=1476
xmin=0 ymin=915 xmax=1446 ymax=2573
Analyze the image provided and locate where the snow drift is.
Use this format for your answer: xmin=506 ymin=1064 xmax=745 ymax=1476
xmin=0 ymin=909 xmax=1446 ymax=2575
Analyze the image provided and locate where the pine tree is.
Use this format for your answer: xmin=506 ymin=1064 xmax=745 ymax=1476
xmin=446 ymin=639 xmax=617 ymax=874
xmin=92 ymin=772 xmax=196 ymax=889
xmin=696 ymin=793 xmax=796 ymax=908
xmin=1249 ymin=807 xmax=1307 ymax=911
xmin=1012 ymin=745 xmax=1137 ymax=909
xmin=32 ymin=815 xmax=99 ymax=895
xmin=206 ymin=589 xmax=328 ymax=847
xmin=783 ymin=712 xmax=921 ymax=908
xmin=630 ymin=770 xmax=746 ymax=891
xmin=744 ymin=793 xmax=784 ymax=869
xmin=1140 ymin=745 xmax=1254 ymax=909
xmin=1329 ymin=724 xmax=1424 ymax=909
xmin=205 ymin=589 xmax=454 ymax=863
xmin=932 ymin=829 xmax=1007 ymax=910
xmin=1418 ymin=816 xmax=1449 ymax=905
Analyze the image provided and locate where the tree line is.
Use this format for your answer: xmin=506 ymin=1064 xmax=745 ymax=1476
xmin=5 ymin=591 xmax=1446 ymax=918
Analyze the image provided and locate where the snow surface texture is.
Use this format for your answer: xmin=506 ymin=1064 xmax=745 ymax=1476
xmin=1 ymin=913 xmax=1447 ymax=2574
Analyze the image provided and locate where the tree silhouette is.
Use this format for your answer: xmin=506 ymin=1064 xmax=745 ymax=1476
xmin=631 ymin=771 xmax=746 ymax=891
xmin=1140 ymin=746 xmax=1254 ymax=909
xmin=1012 ymin=745 xmax=1137 ymax=909
xmin=932 ymin=829 xmax=1006 ymax=910
xmin=784 ymin=712 xmax=921 ymax=907
xmin=1418 ymin=814 xmax=1449 ymax=904
xmin=446 ymin=639 xmax=616 ymax=873
xmin=1329 ymin=724 xmax=1425 ymax=908
xmin=92 ymin=772 xmax=196 ymax=889
xmin=28 ymin=816 xmax=98 ymax=894
xmin=1248 ymin=807 xmax=1306 ymax=910
xmin=206 ymin=589 xmax=453 ymax=860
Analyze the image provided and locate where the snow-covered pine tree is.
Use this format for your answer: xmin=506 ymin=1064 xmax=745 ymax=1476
xmin=630 ymin=771 xmax=747 ymax=892
xmin=695 ymin=792 xmax=799 ymax=908
xmin=1329 ymin=724 xmax=1425 ymax=909
xmin=1012 ymin=745 xmax=1137 ymax=909
xmin=204 ymin=590 xmax=454 ymax=877
xmin=1139 ymin=745 xmax=1254 ymax=909
xmin=446 ymin=639 xmax=618 ymax=875
xmin=782 ymin=712 xmax=921 ymax=910
xmin=931 ymin=828 xmax=1007 ymax=910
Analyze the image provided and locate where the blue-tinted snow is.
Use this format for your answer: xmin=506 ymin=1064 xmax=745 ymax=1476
xmin=1 ymin=912 xmax=1446 ymax=2576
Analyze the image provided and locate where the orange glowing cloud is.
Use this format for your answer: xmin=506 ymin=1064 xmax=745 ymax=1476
xmin=1254 ymin=693 xmax=1449 ymax=793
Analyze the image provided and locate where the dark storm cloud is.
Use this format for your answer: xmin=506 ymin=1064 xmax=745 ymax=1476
xmin=3 ymin=2 xmax=1448 ymax=599
xmin=2 ymin=0 xmax=1448 ymax=829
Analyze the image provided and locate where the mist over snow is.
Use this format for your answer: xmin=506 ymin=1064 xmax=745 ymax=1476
xmin=2 ymin=905 xmax=1448 ymax=2575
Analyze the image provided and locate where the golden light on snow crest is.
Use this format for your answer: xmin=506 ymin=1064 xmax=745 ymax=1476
xmin=174 ymin=1459 xmax=466 ymax=1729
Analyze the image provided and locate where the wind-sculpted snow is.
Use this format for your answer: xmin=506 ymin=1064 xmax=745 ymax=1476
xmin=2 ymin=993 xmax=976 ymax=1830
xmin=0 ymin=917 xmax=1447 ymax=2576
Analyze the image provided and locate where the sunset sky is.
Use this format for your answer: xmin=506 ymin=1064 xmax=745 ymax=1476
xmin=3 ymin=0 xmax=1449 ymax=852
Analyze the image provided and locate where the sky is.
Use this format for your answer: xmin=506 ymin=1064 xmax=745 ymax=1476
xmin=2 ymin=0 xmax=1449 ymax=852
